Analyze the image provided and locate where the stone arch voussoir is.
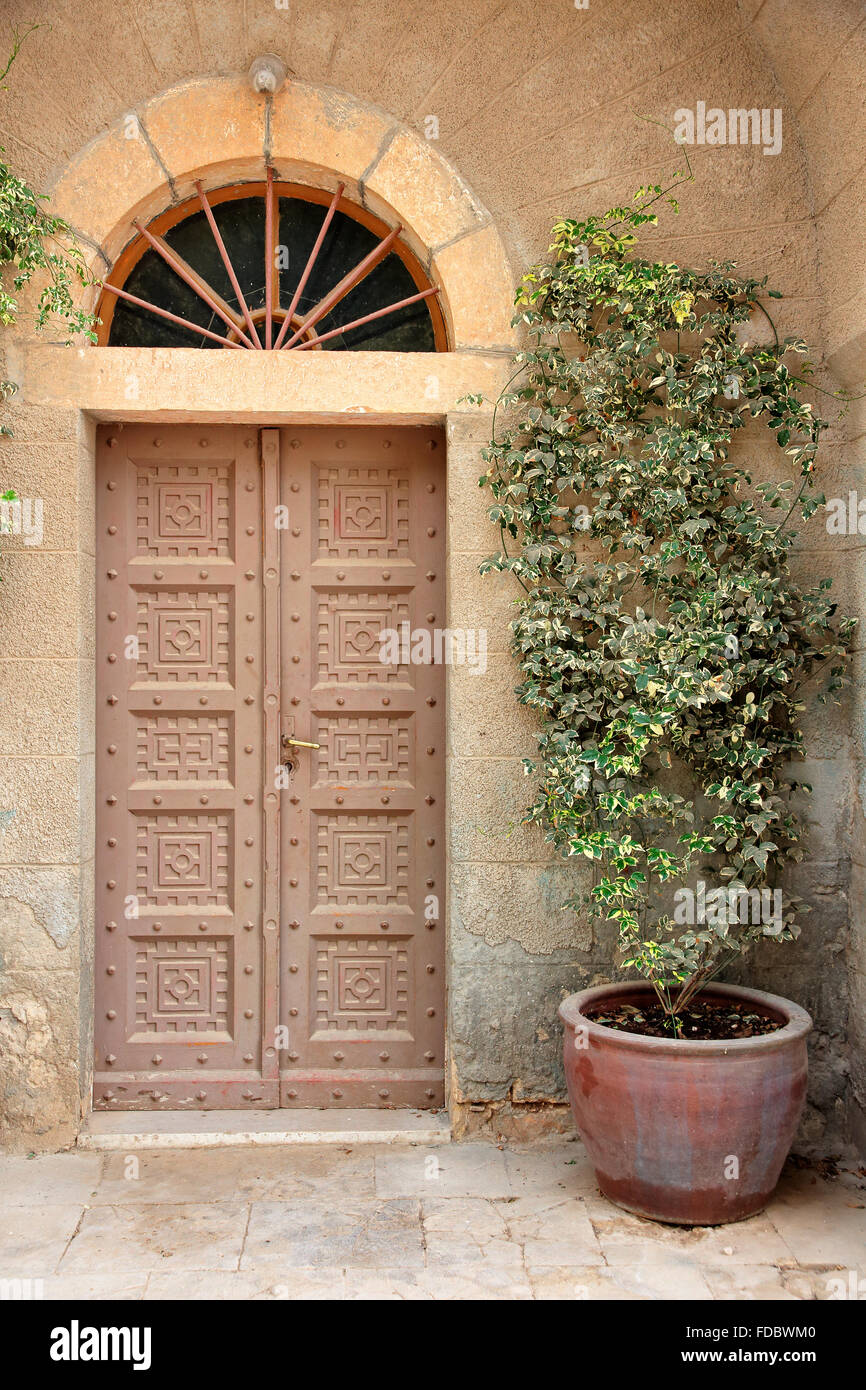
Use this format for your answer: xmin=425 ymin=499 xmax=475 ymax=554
xmin=50 ymin=75 xmax=517 ymax=354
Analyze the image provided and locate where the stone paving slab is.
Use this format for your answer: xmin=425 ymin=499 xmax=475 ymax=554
xmin=527 ymin=1266 xmax=647 ymax=1300
xmin=91 ymin=1146 xmax=376 ymax=1206
xmin=425 ymin=1230 xmax=525 ymax=1270
xmin=0 ymin=1204 xmax=83 ymax=1277
xmin=503 ymin=1144 xmax=597 ymax=1196
xmin=495 ymin=1192 xmax=606 ymax=1269
xmin=241 ymin=1197 xmax=425 ymax=1269
xmin=0 ymin=1153 xmax=103 ymax=1206
xmin=767 ymin=1166 xmax=866 ymax=1268
xmin=421 ymin=1195 xmax=507 ymax=1237
xmin=59 ymin=1201 xmax=250 ymax=1274
xmin=145 ymin=1269 xmax=342 ymax=1300
xmin=44 ymin=1273 xmax=149 ymax=1301
xmin=594 ymin=1250 xmax=715 ymax=1301
xmin=374 ymin=1144 xmax=513 ymax=1198
xmin=591 ymin=1209 xmax=797 ymax=1268
xmin=0 ymin=1139 xmax=862 ymax=1299
xmin=700 ymin=1265 xmax=803 ymax=1301
xmin=342 ymin=1266 xmax=534 ymax=1300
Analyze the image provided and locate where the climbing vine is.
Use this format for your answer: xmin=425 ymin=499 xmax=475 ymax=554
xmin=476 ymin=180 xmax=855 ymax=1031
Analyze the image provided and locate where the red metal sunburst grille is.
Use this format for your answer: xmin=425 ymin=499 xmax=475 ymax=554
xmin=100 ymin=169 xmax=440 ymax=350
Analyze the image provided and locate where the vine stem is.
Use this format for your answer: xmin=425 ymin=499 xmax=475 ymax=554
xmin=0 ymin=23 xmax=42 ymax=88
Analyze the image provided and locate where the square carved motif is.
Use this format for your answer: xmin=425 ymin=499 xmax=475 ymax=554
xmin=337 ymin=957 xmax=388 ymax=1011
xmin=136 ymin=589 xmax=232 ymax=683
xmin=315 ymin=813 xmax=410 ymax=907
xmin=158 ymin=832 xmax=211 ymax=891
xmin=317 ymin=465 xmax=409 ymax=559
xmin=133 ymin=936 xmax=232 ymax=1035
xmin=157 ymin=484 xmax=211 ymax=539
xmin=313 ymin=936 xmax=410 ymax=1034
xmin=316 ymin=590 xmax=410 ymax=684
xmin=159 ymin=609 xmax=211 ymax=663
xmin=336 ymin=830 xmax=389 ymax=889
xmin=314 ymin=716 xmax=411 ymax=784
xmin=336 ymin=486 xmax=389 ymax=539
xmin=135 ymin=462 xmax=232 ymax=557
xmin=136 ymin=715 xmax=231 ymax=783
xmin=135 ymin=813 xmax=230 ymax=909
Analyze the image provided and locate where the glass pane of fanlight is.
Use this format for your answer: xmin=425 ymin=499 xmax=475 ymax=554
xmin=106 ymin=194 xmax=436 ymax=350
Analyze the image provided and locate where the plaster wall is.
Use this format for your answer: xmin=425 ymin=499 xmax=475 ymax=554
xmin=0 ymin=0 xmax=863 ymax=1150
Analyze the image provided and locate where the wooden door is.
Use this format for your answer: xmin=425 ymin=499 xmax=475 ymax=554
xmin=277 ymin=426 xmax=446 ymax=1107
xmin=94 ymin=423 xmax=445 ymax=1112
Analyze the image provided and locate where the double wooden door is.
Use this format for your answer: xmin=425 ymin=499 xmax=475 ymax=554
xmin=94 ymin=424 xmax=445 ymax=1110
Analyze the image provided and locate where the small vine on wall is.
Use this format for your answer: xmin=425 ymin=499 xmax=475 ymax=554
xmin=0 ymin=25 xmax=97 ymax=437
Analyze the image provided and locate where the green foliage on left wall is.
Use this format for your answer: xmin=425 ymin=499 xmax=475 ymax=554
xmin=0 ymin=24 xmax=98 ymax=436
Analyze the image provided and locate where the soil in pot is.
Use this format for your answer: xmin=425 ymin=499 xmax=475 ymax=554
xmin=587 ymin=997 xmax=785 ymax=1041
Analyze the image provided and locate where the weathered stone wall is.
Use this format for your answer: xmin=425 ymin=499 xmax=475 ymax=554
xmin=0 ymin=0 xmax=863 ymax=1151
xmin=0 ymin=401 xmax=97 ymax=1150
xmin=742 ymin=0 xmax=866 ymax=1152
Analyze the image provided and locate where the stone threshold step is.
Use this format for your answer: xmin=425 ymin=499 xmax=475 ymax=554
xmin=78 ymin=1108 xmax=452 ymax=1151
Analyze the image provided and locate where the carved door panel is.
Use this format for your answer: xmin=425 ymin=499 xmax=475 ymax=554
xmin=278 ymin=426 xmax=446 ymax=1107
xmin=94 ymin=425 xmax=279 ymax=1109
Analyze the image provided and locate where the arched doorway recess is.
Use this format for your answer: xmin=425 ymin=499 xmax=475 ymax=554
xmin=41 ymin=76 xmax=517 ymax=1115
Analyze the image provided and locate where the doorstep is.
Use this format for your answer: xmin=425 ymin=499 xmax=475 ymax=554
xmin=77 ymin=1108 xmax=452 ymax=1152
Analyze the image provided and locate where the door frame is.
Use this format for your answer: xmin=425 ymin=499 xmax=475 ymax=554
xmin=11 ymin=340 xmax=509 ymax=1140
xmin=88 ymin=412 xmax=464 ymax=1117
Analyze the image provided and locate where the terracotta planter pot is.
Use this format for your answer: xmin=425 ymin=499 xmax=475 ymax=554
xmin=559 ymin=981 xmax=811 ymax=1226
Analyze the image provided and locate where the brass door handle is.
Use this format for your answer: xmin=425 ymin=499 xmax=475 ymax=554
xmin=282 ymin=736 xmax=320 ymax=750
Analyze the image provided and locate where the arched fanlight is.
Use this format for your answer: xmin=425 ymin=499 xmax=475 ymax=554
xmin=98 ymin=170 xmax=445 ymax=352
